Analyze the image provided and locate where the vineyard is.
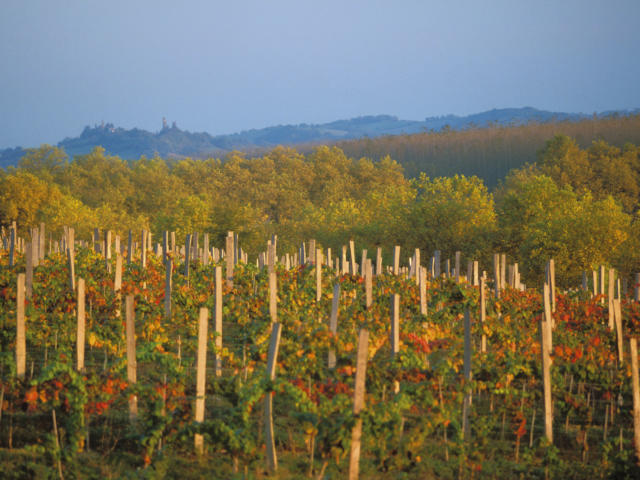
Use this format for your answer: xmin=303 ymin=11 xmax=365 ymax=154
xmin=2 ymin=225 xmax=640 ymax=479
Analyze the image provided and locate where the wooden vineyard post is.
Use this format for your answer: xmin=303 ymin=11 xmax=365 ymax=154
xmin=164 ymin=259 xmax=172 ymax=319
xmin=473 ymin=260 xmax=479 ymax=286
xmin=348 ymin=329 xmax=369 ymax=480
xmin=608 ymin=269 xmax=615 ymax=329
xmin=77 ymin=278 xmax=86 ymax=372
xmin=635 ymin=273 xmax=640 ymax=302
xmin=163 ymin=231 xmax=169 ymax=265
xmin=392 ymin=245 xmax=400 ymax=275
xmin=376 ymin=247 xmax=382 ymax=276
xmin=328 ymin=283 xmax=340 ymax=369
xmin=184 ymin=234 xmax=191 ymax=278
xmin=613 ymin=299 xmax=624 ymax=365
xmin=114 ymin=254 xmax=122 ymax=318
xmin=25 ymin=242 xmax=33 ymax=300
xmin=127 ymin=230 xmax=133 ymax=265
xmin=543 ymin=283 xmax=553 ymax=351
xmin=203 ymin=233 xmax=210 ymax=266
xmin=104 ymin=230 xmax=112 ymax=272
xmin=455 ymin=251 xmax=461 ymax=283
xmin=462 ymin=309 xmax=472 ymax=440
xmin=226 ymin=233 xmax=234 ymax=288
xmin=67 ymin=243 xmax=76 ymax=291
xmin=194 ymin=307 xmax=209 ymax=454
xmin=493 ymin=253 xmax=500 ymax=299
xmin=630 ymin=338 xmax=640 ymax=465
xmin=39 ymin=222 xmax=45 ymax=262
xmin=125 ymin=295 xmax=138 ymax=422
xmin=413 ymin=248 xmax=420 ymax=284
xmin=316 ymin=248 xmax=323 ymax=304
xmin=309 ymin=239 xmax=316 ymax=265
xmin=265 ymin=322 xmax=282 ymax=474
xmin=16 ymin=273 xmax=26 ymax=379
xmin=390 ymin=294 xmax=400 ymax=356
xmin=9 ymin=225 xmax=15 ymax=267
xmin=269 ymin=268 xmax=277 ymax=323
xmin=434 ymin=250 xmax=441 ymax=278
xmin=419 ymin=266 xmax=427 ymax=316
xmin=391 ymin=294 xmax=400 ymax=393
xmin=547 ymin=259 xmax=556 ymax=313
xmin=341 ymin=246 xmax=348 ymax=275
xmin=349 ymin=240 xmax=356 ymax=274
xmin=541 ymin=283 xmax=553 ymax=444
xmin=32 ymin=227 xmax=39 ymax=268
xmin=141 ymin=230 xmax=147 ymax=269
xmin=214 ymin=266 xmax=223 ymax=377
xmin=480 ymin=277 xmax=486 ymax=353
xmin=365 ymin=259 xmax=372 ymax=309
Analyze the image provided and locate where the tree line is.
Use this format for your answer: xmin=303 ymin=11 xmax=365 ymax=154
xmin=335 ymin=113 xmax=640 ymax=188
xmin=1 ymin=134 xmax=639 ymax=286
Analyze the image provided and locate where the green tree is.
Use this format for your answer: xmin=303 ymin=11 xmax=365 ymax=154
xmin=405 ymin=174 xmax=496 ymax=262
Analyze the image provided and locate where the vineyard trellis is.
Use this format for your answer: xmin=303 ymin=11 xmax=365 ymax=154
xmin=0 ymin=223 xmax=640 ymax=478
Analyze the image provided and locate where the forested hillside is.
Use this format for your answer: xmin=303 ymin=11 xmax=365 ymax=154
xmin=2 ymin=134 xmax=640 ymax=287
xmin=336 ymin=114 xmax=640 ymax=187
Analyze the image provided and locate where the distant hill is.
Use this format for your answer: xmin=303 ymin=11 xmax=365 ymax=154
xmin=1 ymin=107 xmax=638 ymax=168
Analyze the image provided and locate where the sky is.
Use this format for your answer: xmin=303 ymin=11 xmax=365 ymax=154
xmin=1 ymin=0 xmax=639 ymax=149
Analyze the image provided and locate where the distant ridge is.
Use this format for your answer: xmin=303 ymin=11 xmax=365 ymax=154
xmin=1 ymin=107 xmax=638 ymax=167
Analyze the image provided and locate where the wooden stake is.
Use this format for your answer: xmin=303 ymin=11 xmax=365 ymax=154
xmin=164 ymin=259 xmax=172 ymax=319
xmin=376 ymin=247 xmax=382 ymax=276
xmin=127 ymin=230 xmax=133 ymax=265
xmin=77 ymin=278 xmax=85 ymax=372
xmin=141 ymin=230 xmax=147 ymax=269
xmin=392 ymin=245 xmax=400 ymax=275
xmin=9 ymin=225 xmax=15 ymax=267
xmin=269 ymin=269 xmax=277 ymax=323
xmin=614 ymin=299 xmax=624 ymax=365
xmin=349 ymin=240 xmax=356 ymax=275
xmin=194 ymin=307 xmax=209 ymax=454
xmin=265 ymin=322 xmax=282 ymax=474
xmin=608 ymin=268 xmax=615 ymax=329
xmin=540 ymin=285 xmax=553 ymax=444
xmin=67 ymin=245 xmax=75 ymax=291
xmin=184 ymin=234 xmax=191 ymax=278
xmin=348 ymin=329 xmax=369 ymax=480
xmin=25 ymin=242 xmax=33 ymax=300
xmin=480 ymin=276 xmax=486 ymax=353
xmin=493 ymin=253 xmax=500 ymax=299
xmin=316 ymin=248 xmax=323 ymax=304
xmin=419 ymin=266 xmax=427 ymax=316
xmin=226 ymin=233 xmax=234 ymax=288
xmin=365 ymin=259 xmax=372 ymax=309
xmin=114 ymin=254 xmax=122 ymax=318
xmin=391 ymin=294 xmax=400 ymax=394
xmin=462 ymin=309 xmax=472 ymax=440
xmin=16 ymin=273 xmax=26 ymax=379
xmin=125 ymin=295 xmax=137 ymax=421
xmin=214 ymin=266 xmax=223 ymax=377
xmin=390 ymin=294 xmax=400 ymax=355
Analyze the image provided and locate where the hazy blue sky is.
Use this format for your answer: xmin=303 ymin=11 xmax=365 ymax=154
xmin=1 ymin=0 xmax=639 ymax=149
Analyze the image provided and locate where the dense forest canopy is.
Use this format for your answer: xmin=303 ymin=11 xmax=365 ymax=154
xmin=2 ymin=130 xmax=640 ymax=287
xmin=336 ymin=113 xmax=640 ymax=187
